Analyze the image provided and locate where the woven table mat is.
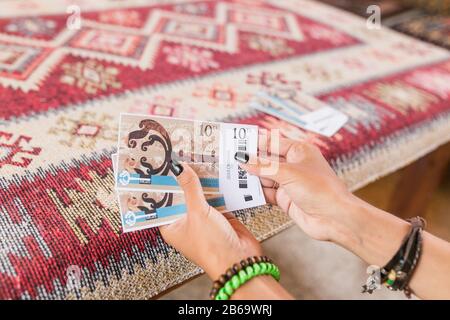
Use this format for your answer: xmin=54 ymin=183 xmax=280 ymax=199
xmin=0 ymin=0 xmax=450 ymax=299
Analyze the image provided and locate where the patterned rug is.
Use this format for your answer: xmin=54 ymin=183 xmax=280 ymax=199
xmin=1 ymin=0 xmax=450 ymax=300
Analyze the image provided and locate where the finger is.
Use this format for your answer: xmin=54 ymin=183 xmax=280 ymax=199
xmin=257 ymin=129 xmax=271 ymax=157
xmin=258 ymin=132 xmax=299 ymax=158
xmin=159 ymin=216 xmax=186 ymax=243
xmin=262 ymin=187 xmax=277 ymax=205
xmin=258 ymin=157 xmax=285 ymax=186
xmin=260 ymin=177 xmax=276 ymax=188
xmin=171 ymin=160 xmax=209 ymax=214
xmin=234 ymin=152 xmax=292 ymax=184
xmin=159 ymin=224 xmax=169 ymax=237
xmin=274 ymin=187 xmax=292 ymax=214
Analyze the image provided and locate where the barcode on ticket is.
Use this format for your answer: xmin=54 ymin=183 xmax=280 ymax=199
xmin=219 ymin=122 xmax=266 ymax=211
xmin=237 ymin=138 xmax=248 ymax=189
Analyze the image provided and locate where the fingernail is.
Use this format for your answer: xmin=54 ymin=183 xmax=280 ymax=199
xmin=170 ymin=159 xmax=183 ymax=176
xmin=234 ymin=152 xmax=249 ymax=164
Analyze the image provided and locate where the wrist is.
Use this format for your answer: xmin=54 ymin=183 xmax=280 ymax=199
xmin=330 ymin=194 xmax=410 ymax=266
xmin=208 ymin=258 xmax=292 ymax=300
xmin=204 ymin=250 xmax=260 ymax=280
xmin=325 ymin=193 xmax=365 ymax=249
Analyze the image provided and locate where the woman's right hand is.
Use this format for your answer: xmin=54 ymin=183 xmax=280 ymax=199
xmin=238 ymin=135 xmax=450 ymax=300
xmin=236 ymin=135 xmax=360 ymax=244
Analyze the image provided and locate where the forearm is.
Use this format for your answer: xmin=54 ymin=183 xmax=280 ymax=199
xmin=335 ymin=195 xmax=450 ymax=299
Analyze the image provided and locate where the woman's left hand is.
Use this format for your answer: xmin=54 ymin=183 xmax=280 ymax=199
xmin=159 ymin=162 xmax=262 ymax=280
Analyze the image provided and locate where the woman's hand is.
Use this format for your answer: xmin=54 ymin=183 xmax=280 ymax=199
xmin=159 ymin=162 xmax=262 ymax=280
xmin=160 ymin=161 xmax=293 ymax=299
xmin=237 ymin=135 xmax=450 ymax=300
xmin=236 ymin=135 xmax=358 ymax=244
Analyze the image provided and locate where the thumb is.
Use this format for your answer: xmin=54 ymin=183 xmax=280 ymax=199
xmin=234 ymin=152 xmax=291 ymax=184
xmin=171 ymin=160 xmax=209 ymax=214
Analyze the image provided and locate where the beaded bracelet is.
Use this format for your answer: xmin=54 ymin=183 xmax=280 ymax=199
xmin=210 ymin=256 xmax=280 ymax=300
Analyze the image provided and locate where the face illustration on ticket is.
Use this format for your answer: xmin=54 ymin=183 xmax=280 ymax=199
xmin=117 ymin=114 xmax=221 ymax=192
xmin=118 ymin=190 xmax=227 ymax=232
xmin=116 ymin=114 xmax=266 ymax=212
xmin=112 ymin=153 xmax=227 ymax=232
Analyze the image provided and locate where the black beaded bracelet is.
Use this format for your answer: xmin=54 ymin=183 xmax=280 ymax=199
xmin=362 ymin=216 xmax=425 ymax=298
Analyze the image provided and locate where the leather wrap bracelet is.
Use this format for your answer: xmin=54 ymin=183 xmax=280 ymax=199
xmin=362 ymin=216 xmax=425 ymax=298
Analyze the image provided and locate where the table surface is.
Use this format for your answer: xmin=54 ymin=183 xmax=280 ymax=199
xmin=0 ymin=0 xmax=450 ymax=299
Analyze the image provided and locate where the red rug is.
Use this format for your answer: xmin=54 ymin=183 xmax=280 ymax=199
xmin=0 ymin=0 xmax=449 ymax=299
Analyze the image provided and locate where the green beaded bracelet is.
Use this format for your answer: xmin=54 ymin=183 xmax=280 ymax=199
xmin=213 ymin=261 xmax=280 ymax=300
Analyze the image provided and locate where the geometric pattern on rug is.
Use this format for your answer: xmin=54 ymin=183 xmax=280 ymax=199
xmin=1 ymin=0 xmax=450 ymax=299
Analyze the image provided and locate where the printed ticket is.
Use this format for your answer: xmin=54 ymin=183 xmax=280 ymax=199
xmin=112 ymin=114 xmax=266 ymax=232
xmin=250 ymin=91 xmax=348 ymax=137
xmin=112 ymin=153 xmax=227 ymax=232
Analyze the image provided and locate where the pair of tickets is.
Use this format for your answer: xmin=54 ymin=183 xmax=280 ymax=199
xmin=250 ymin=91 xmax=348 ymax=137
xmin=113 ymin=114 xmax=266 ymax=232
